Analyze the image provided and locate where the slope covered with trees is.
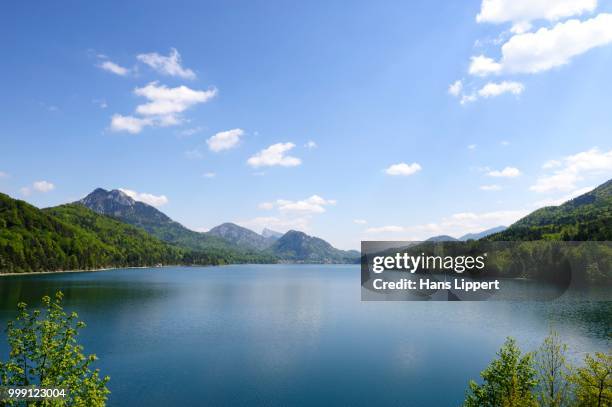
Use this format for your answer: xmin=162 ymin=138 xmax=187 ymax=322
xmin=488 ymin=179 xmax=612 ymax=241
xmin=0 ymin=193 xmax=183 ymax=273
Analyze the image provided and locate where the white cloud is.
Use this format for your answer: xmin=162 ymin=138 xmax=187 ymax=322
xmin=469 ymin=55 xmax=502 ymax=76
xmin=206 ymin=129 xmax=244 ymax=152
xmin=478 ymin=81 xmax=524 ymax=98
xmin=264 ymin=195 xmax=337 ymax=214
xmin=136 ymin=48 xmax=196 ymax=79
xmin=20 ymin=180 xmax=55 ymax=196
xmin=448 ymin=80 xmax=463 ymax=96
xmin=385 ymin=162 xmax=422 ymax=176
xmin=247 ymin=143 xmax=302 ymax=168
xmin=110 ymin=114 xmax=152 ymax=134
xmin=530 ymin=147 xmax=612 ymax=192
xmin=501 ymin=140 xmax=510 ymax=146
xmin=473 ymin=13 xmax=612 ymax=76
xmin=98 ymin=60 xmax=129 ymax=76
xmin=0 ymin=171 xmax=8 ymax=178
xmin=202 ymin=172 xmax=216 ymax=178
xmin=305 ymin=140 xmax=318 ymax=149
xmin=353 ymin=219 xmax=367 ymax=225
xmin=477 ymin=0 xmax=597 ymax=26
xmin=33 ymin=180 xmax=55 ymax=192
xmin=119 ymin=188 xmax=168 ymax=207
xmin=110 ymin=82 xmax=217 ymax=133
xmin=134 ymin=82 xmax=217 ymax=117
xmin=468 ymin=144 xmax=477 ymax=150
xmin=487 ymin=166 xmax=521 ymax=177
xmin=480 ymin=184 xmax=503 ymax=191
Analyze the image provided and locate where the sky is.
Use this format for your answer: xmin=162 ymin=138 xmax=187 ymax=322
xmin=1 ymin=0 xmax=612 ymax=250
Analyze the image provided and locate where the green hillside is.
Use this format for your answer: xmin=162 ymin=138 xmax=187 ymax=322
xmin=488 ymin=179 xmax=612 ymax=241
xmin=0 ymin=194 xmax=183 ymax=273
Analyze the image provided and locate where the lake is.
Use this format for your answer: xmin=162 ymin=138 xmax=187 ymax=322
xmin=0 ymin=265 xmax=610 ymax=406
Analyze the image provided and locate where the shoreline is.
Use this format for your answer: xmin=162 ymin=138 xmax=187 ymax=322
xmin=0 ymin=262 xmax=357 ymax=277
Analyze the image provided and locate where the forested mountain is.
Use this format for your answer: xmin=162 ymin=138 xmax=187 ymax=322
xmin=79 ymin=188 xmax=271 ymax=261
xmin=488 ymin=179 xmax=612 ymax=241
xmin=207 ymin=223 xmax=275 ymax=251
xmin=0 ymin=193 xmax=183 ymax=273
xmin=426 ymin=235 xmax=458 ymax=242
xmin=269 ymin=230 xmax=359 ymax=263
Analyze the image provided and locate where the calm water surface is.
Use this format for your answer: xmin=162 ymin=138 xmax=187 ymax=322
xmin=0 ymin=265 xmax=610 ymax=406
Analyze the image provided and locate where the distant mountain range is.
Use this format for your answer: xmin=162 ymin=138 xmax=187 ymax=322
xmin=425 ymin=226 xmax=508 ymax=242
xmin=79 ymin=188 xmax=358 ymax=265
xmin=1 ymin=179 xmax=610 ymax=274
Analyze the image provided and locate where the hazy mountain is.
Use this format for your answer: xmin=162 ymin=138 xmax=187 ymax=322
xmin=262 ymin=228 xmax=283 ymax=239
xmin=426 ymin=235 xmax=458 ymax=242
xmin=459 ymin=226 xmax=506 ymax=241
xmin=78 ymin=188 xmax=272 ymax=261
xmin=207 ymin=223 xmax=275 ymax=251
xmin=269 ymin=230 xmax=359 ymax=263
xmin=487 ymin=179 xmax=612 ymax=241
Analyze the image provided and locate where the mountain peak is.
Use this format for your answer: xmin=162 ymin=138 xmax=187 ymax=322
xmin=262 ymin=228 xmax=283 ymax=239
xmin=207 ymin=222 xmax=274 ymax=251
xmin=80 ymin=188 xmax=135 ymax=209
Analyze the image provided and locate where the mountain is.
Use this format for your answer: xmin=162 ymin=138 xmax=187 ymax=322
xmin=207 ymin=223 xmax=275 ymax=251
xmin=262 ymin=228 xmax=283 ymax=239
xmin=459 ymin=226 xmax=506 ymax=241
xmin=269 ymin=230 xmax=359 ymax=263
xmin=0 ymin=193 xmax=184 ymax=274
xmin=426 ymin=235 xmax=458 ymax=242
xmin=78 ymin=188 xmax=273 ymax=261
xmin=488 ymin=179 xmax=612 ymax=241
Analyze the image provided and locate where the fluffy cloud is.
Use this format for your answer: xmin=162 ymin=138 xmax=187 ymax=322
xmin=247 ymin=143 xmax=302 ymax=168
xmin=134 ymin=82 xmax=217 ymax=117
xmin=206 ymin=129 xmax=244 ymax=152
xmin=385 ymin=162 xmax=422 ymax=176
xmin=469 ymin=55 xmax=502 ymax=76
xmin=202 ymin=172 xmax=216 ymax=178
xmin=136 ymin=48 xmax=196 ymax=79
xmin=261 ymin=195 xmax=336 ymax=214
xmin=480 ymin=184 xmax=502 ymax=191
xmin=479 ymin=81 xmax=524 ymax=97
xmin=472 ymin=13 xmax=612 ymax=76
xmin=487 ymin=166 xmax=521 ymax=177
xmin=119 ymin=188 xmax=168 ymax=207
xmin=353 ymin=219 xmax=368 ymax=225
xmin=110 ymin=114 xmax=152 ymax=134
xmin=98 ymin=60 xmax=130 ymax=76
xmin=448 ymin=80 xmax=463 ymax=96
xmin=530 ymin=147 xmax=612 ymax=192
xmin=477 ymin=0 xmax=597 ymax=26
xmin=110 ymin=82 xmax=217 ymax=134
xmin=20 ymin=180 xmax=55 ymax=196
xmin=305 ymin=140 xmax=318 ymax=149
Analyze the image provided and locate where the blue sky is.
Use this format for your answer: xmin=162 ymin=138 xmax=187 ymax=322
xmin=1 ymin=0 xmax=612 ymax=249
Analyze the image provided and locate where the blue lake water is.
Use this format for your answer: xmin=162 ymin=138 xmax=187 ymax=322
xmin=0 ymin=265 xmax=610 ymax=406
